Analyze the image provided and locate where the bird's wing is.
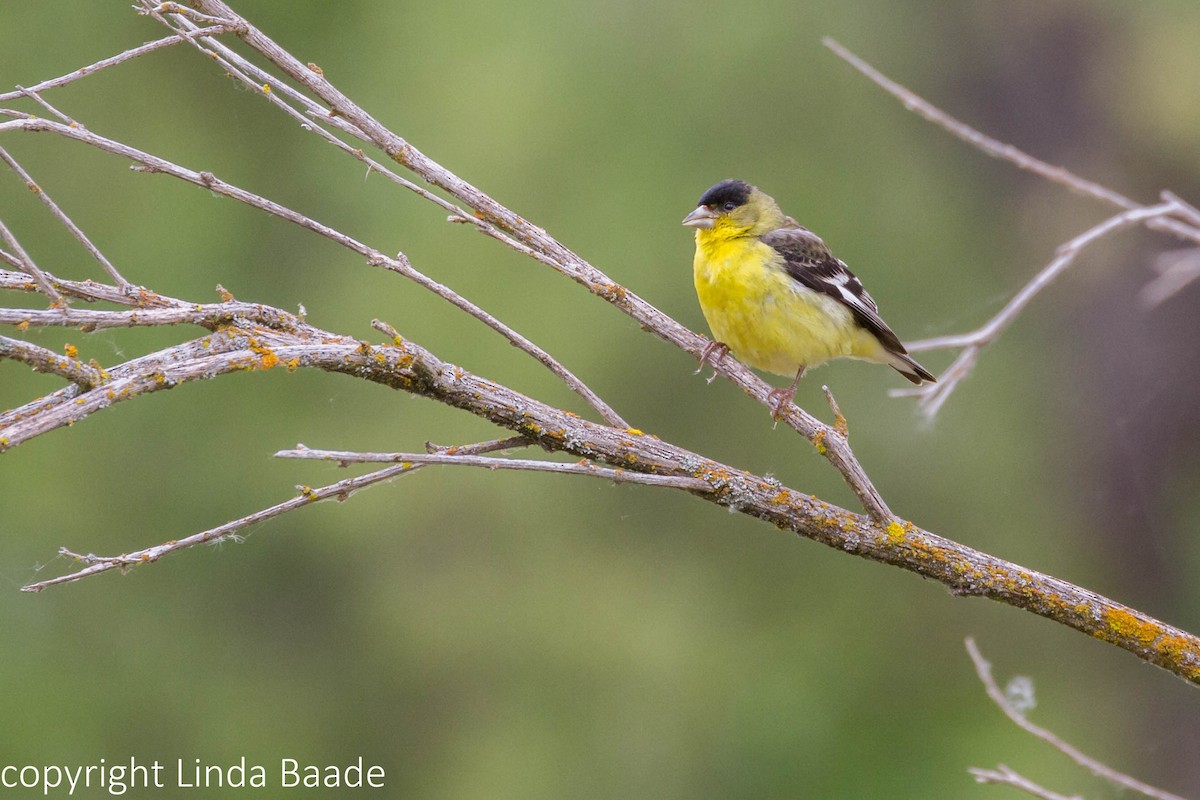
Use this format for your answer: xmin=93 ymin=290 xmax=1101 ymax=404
xmin=760 ymin=225 xmax=906 ymax=354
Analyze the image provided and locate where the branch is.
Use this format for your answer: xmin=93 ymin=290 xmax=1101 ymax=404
xmin=966 ymin=639 xmax=1188 ymax=800
xmin=23 ymin=436 xmax=531 ymax=592
xmin=825 ymin=38 xmax=1200 ymax=417
xmin=0 ymin=144 xmax=131 ymax=288
xmin=894 ymin=200 xmax=1185 ymax=415
xmin=0 ymin=212 xmax=63 ymax=305
xmin=0 ymin=335 xmax=105 ymax=388
xmin=824 ymin=36 xmax=1200 ymax=247
xmin=0 ymin=26 xmax=231 ymax=104
xmin=4 ymin=285 xmax=1198 ymax=685
xmin=1141 ymin=248 xmax=1200 ymax=307
xmin=272 ymin=447 xmax=714 ymax=492
xmin=969 ymin=765 xmax=1081 ymax=800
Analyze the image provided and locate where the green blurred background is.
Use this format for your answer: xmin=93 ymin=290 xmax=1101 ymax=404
xmin=2 ymin=1 xmax=1199 ymax=797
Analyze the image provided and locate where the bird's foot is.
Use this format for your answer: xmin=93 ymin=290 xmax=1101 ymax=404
xmin=767 ymin=386 xmax=796 ymax=420
xmin=695 ymin=341 xmax=730 ymax=384
xmin=768 ymin=365 xmax=806 ymax=420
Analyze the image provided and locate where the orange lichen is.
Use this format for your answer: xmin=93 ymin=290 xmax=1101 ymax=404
xmin=1102 ymin=608 xmax=1160 ymax=647
xmin=286 ymin=358 xmax=300 ymax=372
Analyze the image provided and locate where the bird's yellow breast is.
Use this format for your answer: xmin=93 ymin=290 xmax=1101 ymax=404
xmin=692 ymin=231 xmax=877 ymax=376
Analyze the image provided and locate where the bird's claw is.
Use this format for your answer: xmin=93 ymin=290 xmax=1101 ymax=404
xmin=768 ymin=365 xmax=806 ymax=420
xmin=767 ymin=387 xmax=796 ymax=420
xmin=695 ymin=341 xmax=730 ymax=383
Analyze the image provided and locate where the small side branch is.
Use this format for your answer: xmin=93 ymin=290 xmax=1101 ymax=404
xmin=0 ymin=215 xmax=63 ymax=305
xmin=966 ymin=639 xmax=1187 ymax=800
xmin=0 ymin=335 xmax=104 ymax=388
xmin=0 ymin=145 xmax=131 ymax=288
xmin=969 ymin=765 xmax=1081 ymax=800
xmin=22 ymin=436 xmax=527 ymax=592
xmin=0 ymin=26 xmax=231 ymax=104
xmin=894 ymin=199 xmax=1185 ymax=416
xmin=273 ymin=447 xmax=714 ymax=492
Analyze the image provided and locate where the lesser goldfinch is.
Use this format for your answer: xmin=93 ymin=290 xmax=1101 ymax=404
xmin=683 ymin=179 xmax=935 ymax=414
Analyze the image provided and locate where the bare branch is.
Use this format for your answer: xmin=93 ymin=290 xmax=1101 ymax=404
xmin=823 ymin=36 xmax=1200 ymax=245
xmin=0 ymin=27 xmax=230 ymax=104
xmin=969 ymin=765 xmax=1081 ymax=800
xmin=0 ymin=214 xmax=64 ymax=305
xmin=894 ymin=201 xmax=1183 ymax=415
xmin=273 ymin=448 xmax=715 ymax=492
xmin=22 ymin=436 xmax=528 ymax=593
xmin=0 ymin=145 xmax=131 ymax=288
xmin=0 ymin=300 xmax=305 ymax=331
xmin=3 ymin=276 xmax=1197 ymax=686
xmin=11 ymin=86 xmax=76 ymax=126
xmin=0 ymin=268 xmax=163 ymax=306
xmin=826 ymin=37 xmax=1200 ymax=417
xmin=0 ymin=335 xmax=104 ymax=388
xmin=966 ymin=639 xmax=1187 ymax=800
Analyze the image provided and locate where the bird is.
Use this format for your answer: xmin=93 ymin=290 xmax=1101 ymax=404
xmin=682 ymin=178 xmax=935 ymax=416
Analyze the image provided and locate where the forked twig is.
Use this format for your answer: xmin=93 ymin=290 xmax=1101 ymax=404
xmin=894 ymin=200 xmax=1184 ymax=415
xmin=23 ymin=436 xmax=529 ymax=592
xmin=969 ymin=765 xmax=1081 ymax=800
xmin=0 ymin=145 xmax=131 ymax=288
xmin=966 ymin=638 xmax=1187 ymax=800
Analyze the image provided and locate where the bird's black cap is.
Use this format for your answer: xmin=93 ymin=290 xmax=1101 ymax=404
xmin=698 ymin=179 xmax=753 ymax=209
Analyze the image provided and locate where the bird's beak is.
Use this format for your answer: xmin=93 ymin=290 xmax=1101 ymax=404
xmin=682 ymin=205 xmax=717 ymax=229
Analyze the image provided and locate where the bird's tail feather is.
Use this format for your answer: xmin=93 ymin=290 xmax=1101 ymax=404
xmin=888 ymin=351 xmax=936 ymax=385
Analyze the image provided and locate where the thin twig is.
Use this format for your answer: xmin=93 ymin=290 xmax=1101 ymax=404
xmin=965 ymin=638 xmax=1187 ymax=800
xmin=830 ymin=33 xmax=1200 ymax=246
xmin=21 ymin=436 xmax=526 ymax=592
xmin=273 ymin=448 xmax=714 ymax=492
xmin=0 ymin=221 xmax=64 ymax=307
xmin=969 ymin=765 xmax=1081 ymax=800
xmin=0 ymin=27 xmax=230 ymax=103
xmin=13 ymin=86 xmax=76 ymax=126
xmin=0 ymin=145 xmax=131 ymax=288
xmin=823 ymin=37 xmax=1180 ymax=228
xmin=894 ymin=200 xmax=1183 ymax=416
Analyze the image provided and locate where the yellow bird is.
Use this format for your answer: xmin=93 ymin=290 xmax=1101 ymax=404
xmin=683 ymin=179 xmax=935 ymax=415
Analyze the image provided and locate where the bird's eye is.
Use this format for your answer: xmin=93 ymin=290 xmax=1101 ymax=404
xmin=721 ymin=201 xmax=738 ymax=212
